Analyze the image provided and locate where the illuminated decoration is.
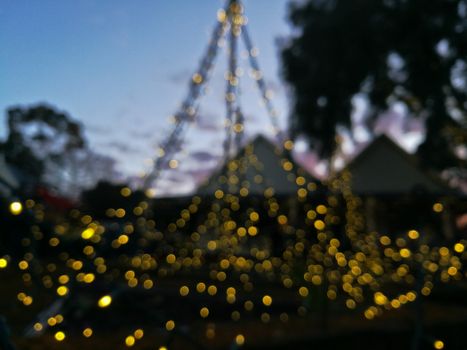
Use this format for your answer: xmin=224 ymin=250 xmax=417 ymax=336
xmin=0 ymin=258 xmax=8 ymax=269
xmin=83 ymin=328 xmax=93 ymax=338
xmin=55 ymin=331 xmax=66 ymax=342
xmin=0 ymin=0 xmax=464 ymax=349
xmin=97 ymin=295 xmax=112 ymax=308
xmin=142 ymin=0 xmax=283 ymax=193
xmin=9 ymin=201 xmax=23 ymax=215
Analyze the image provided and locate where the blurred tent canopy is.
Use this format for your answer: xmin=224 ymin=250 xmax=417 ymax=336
xmin=282 ymin=0 xmax=467 ymax=178
xmin=197 ymin=135 xmax=318 ymax=197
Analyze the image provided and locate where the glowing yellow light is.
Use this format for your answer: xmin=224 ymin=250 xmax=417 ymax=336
xmin=249 ymin=211 xmax=259 ymax=221
xmin=55 ymin=331 xmax=66 ymax=341
xmin=346 ymin=299 xmax=356 ymax=309
xmin=296 ymin=176 xmax=306 ymax=186
xmin=364 ymin=309 xmax=375 ymax=320
xmin=439 ymin=247 xmax=449 ymax=256
xmin=400 ymin=248 xmax=411 ymax=258
xmin=56 ymin=286 xmax=68 ymax=296
xmin=298 ymin=287 xmax=309 ymax=297
xmin=98 ymin=295 xmax=112 ymax=308
xmin=118 ymin=234 xmax=129 ymax=244
xmin=207 ymin=285 xmax=217 ymax=296
xmin=277 ymin=215 xmax=288 ymax=225
xmin=316 ymin=205 xmax=327 ymax=214
xmin=84 ymin=273 xmax=95 ymax=283
xmin=34 ymin=322 xmax=43 ymax=332
xmin=200 ymin=307 xmax=209 ymax=318
xmin=179 ymin=286 xmax=190 ymax=296
xmin=143 ymin=279 xmax=153 ymax=289
xmin=235 ymin=334 xmax=245 ymax=346
xmin=454 ymin=243 xmax=464 ymax=253
xmin=125 ymin=335 xmax=135 ymax=347
xmin=134 ymin=329 xmax=144 ymax=339
xmin=380 ymin=236 xmax=391 ymax=245
xmin=120 ymin=187 xmax=132 ymax=197
xmin=115 ymin=208 xmax=126 ymax=218
xmin=81 ymin=228 xmax=95 ymax=240
xmin=434 ymin=340 xmax=444 ymax=349
xmin=233 ymin=123 xmax=244 ymax=133
xmin=59 ymin=275 xmax=69 ymax=284
xmin=192 ymin=73 xmax=203 ymax=84
xmin=408 ymin=230 xmax=419 ymax=239
xmin=9 ymin=201 xmax=23 ymax=215
xmin=406 ymin=291 xmax=417 ymax=301
xmin=283 ymin=161 xmax=293 ymax=171
xmin=166 ymin=254 xmax=176 ymax=264
xmin=0 ymin=258 xmax=8 ymax=269
xmin=239 ymin=187 xmax=249 ymax=196
xmin=433 ymin=203 xmax=443 ymax=213
xmin=72 ymin=261 xmax=83 ymax=270
xmin=314 ymin=220 xmax=325 ymax=230
xmin=83 ymin=328 xmax=93 ymax=338
xmin=374 ymin=292 xmax=387 ymax=306
xmin=165 ymin=320 xmax=175 ymax=331
xmin=247 ymin=226 xmax=258 ymax=236
xmin=168 ymin=159 xmax=178 ymax=169
xmin=18 ymin=260 xmax=29 ymax=270
xmin=262 ymin=295 xmax=272 ymax=306
xmin=196 ymin=282 xmax=206 ymax=293
xmin=284 ymin=140 xmax=294 ymax=150
xmin=217 ymin=9 xmax=227 ymax=22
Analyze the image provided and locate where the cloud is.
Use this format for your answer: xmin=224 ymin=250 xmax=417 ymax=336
xmin=189 ymin=151 xmax=219 ymax=162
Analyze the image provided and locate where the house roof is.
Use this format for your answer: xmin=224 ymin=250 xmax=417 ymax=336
xmin=197 ymin=135 xmax=318 ymax=196
xmin=342 ymin=134 xmax=454 ymax=196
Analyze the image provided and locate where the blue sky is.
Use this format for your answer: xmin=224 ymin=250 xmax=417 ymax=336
xmin=1 ymin=0 xmax=291 ymax=179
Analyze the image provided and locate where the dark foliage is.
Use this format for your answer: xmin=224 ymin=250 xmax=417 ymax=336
xmin=2 ymin=104 xmax=86 ymax=184
xmin=282 ymin=0 xmax=467 ymax=172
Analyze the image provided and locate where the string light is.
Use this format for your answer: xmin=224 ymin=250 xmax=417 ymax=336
xmin=2 ymin=2 xmax=464 ymax=349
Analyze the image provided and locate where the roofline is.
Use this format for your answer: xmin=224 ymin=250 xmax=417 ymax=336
xmin=341 ymin=133 xmax=456 ymax=194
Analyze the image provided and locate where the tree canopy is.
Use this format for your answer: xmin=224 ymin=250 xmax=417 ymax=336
xmin=2 ymin=104 xmax=117 ymax=198
xmin=282 ymin=0 xmax=467 ymax=176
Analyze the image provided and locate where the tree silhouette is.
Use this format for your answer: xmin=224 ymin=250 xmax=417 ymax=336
xmin=282 ymin=0 xmax=467 ymax=175
xmin=2 ymin=104 xmax=118 ymax=198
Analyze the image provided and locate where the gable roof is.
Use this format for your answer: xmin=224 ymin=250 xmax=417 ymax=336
xmin=197 ymin=135 xmax=318 ymax=196
xmin=342 ymin=134 xmax=454 ymax=196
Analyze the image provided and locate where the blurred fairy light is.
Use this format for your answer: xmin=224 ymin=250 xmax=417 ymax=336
xmin=97 ymin=295 xmax=112 ymax=308
xmin=0 ymin=1 xmax=465 ymax=349
xmin=9 ymin=201 xmax=23 ymax=215
xmin=142 ymin=0 xmax=284 ymax=193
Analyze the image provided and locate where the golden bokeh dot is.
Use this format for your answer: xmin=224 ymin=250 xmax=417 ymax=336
xmin=54 ymin=331 xmax=66 ymax=342
xmin=262 ymin=295 xmax=272 ymax=306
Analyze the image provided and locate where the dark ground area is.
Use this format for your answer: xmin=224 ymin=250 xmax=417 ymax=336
xmin=2 ymin=268 xmax=467 ymax=350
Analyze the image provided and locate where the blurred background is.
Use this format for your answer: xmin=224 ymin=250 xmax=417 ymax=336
xmin=1 ymin=0 xmax=466 ymax=349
